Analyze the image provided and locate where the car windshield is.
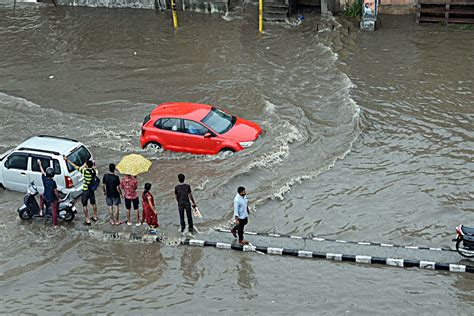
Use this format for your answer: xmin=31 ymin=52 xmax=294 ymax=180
xmin=201 ymin=107 xmax=235 ymax=134
xmin=66 ymin=146 xmax=91 ymax=172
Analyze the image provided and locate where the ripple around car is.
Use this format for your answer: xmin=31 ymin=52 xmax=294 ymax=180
xmin=140 ymin=102 xmax=262 ymax=155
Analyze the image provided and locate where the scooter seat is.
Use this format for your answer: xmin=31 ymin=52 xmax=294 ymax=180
xmin=464 ymin=235 xmax=474 ymax=242
xmin=461 ymin=225 xmax=474 ymax=236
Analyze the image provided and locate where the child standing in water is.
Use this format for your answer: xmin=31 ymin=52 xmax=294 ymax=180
xmin=142 ymin=183 xmax=159 ymax=228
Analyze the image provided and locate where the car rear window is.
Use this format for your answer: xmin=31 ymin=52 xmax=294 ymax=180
xmin=66 ymin=146 xmax=91 ymax=172
xmin=154 ymin=118 xmax=181 ymax=132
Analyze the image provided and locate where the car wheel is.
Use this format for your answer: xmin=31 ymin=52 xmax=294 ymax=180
xmin=219 ymin=148 xmax=235 ymax=158
xmin=146 ymin=142 xmax=163 ymax=152
xmin=219 ymin=148 xmax=235 ymax=153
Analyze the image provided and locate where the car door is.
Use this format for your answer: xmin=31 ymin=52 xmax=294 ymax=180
xmin=2 ymin=153 xmax=29 ymax=191
xmin=28 ymin=155 xmax=47 ymax=193
xmin=183 ymin=120 xmax=221 ymax=154
xmin=28 ymin=155 xmax=61 ymax=194
xmin=153 ymin=118 xmax=185 ymax=151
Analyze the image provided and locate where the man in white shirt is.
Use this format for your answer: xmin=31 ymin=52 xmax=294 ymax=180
xmin=231 ymin=186 xmax=249 ymax=245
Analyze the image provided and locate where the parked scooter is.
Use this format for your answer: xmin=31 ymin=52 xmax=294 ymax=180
xmin=454 ymin=224 xmax=474 ymax=258
xmin=17 ymin=181 xmax=76 ymax=222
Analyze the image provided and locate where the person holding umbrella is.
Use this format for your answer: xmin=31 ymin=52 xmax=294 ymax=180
xmin=116 ymin=154 xmax=153 ymax=227
xmin=120 ymin=174 xmax=139 ymax=226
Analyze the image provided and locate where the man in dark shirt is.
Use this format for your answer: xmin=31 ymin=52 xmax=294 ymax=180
xmin=37 ymin=159 xmax=59 ymax=226
xmin=175 ymin=174 xmax=197 ymax=234
xmin=102 ymin=163 xmax=123 ymax=225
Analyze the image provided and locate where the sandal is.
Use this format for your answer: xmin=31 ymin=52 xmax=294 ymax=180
xmin=83 ymin=221 xmax=91 ymax=226
xmin=91 ymin=217 xmax=98 ymax=222
xmin=116 ymin=220 xmax=124 ymax=225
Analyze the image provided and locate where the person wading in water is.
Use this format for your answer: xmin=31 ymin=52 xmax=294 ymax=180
xmin=37 ymin=159 xmax=60 ymax=226
xmin=120 ymin=174 xmax=140 ymax=226
xmin=142 ymin=183 xmax=158 ymax=228
xmin=175 ymin=174 xmax=197 ymax=234
xmin=102 ymin=163 xmax=123 ymax=225
xmin=231 ymin=186 xmax=249 ymax=245
xmin=64 ymin=156 xmax=98 ymax=225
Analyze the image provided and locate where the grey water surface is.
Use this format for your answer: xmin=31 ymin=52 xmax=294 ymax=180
xmin=0 ymin=4 xmax=473 ymax=314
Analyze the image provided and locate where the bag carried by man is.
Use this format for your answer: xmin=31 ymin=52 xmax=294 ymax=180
xmin=89 ymin=169 xmax=101 ymax=191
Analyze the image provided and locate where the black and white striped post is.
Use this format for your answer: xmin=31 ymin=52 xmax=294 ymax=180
xmin=182 ymin=239 xmax=474 ymax=274
xmin=214 ymin=228 xmax=456 ymax=252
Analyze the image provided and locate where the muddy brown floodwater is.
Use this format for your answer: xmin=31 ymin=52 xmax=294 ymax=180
xmin=0 ymin=4 xmax=473 ymax=314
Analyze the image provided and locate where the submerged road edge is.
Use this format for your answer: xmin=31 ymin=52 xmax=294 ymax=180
xmin=74 ymin=227 xmax=473 ymax=274
xmin=183 ymin=239 xmax=474 ymax=274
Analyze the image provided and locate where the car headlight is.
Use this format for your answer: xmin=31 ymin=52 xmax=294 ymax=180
xmin=239 ymin=141 xmax=254 ymax=148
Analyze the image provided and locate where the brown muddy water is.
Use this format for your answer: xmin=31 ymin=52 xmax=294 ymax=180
xmin=0 ymin=3 xmax=473 ymax=314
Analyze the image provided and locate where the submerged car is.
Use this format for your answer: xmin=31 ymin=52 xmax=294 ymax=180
xmin=140 ymin=102 xmax=262 ymax=155
xmin=0 ymin=135 xmax=93 ymax=196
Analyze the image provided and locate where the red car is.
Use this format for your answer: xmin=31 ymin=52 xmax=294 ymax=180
xmin=140 ymin=102 xmax=262 ymax=155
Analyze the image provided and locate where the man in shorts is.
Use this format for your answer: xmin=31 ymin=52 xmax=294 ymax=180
xmin=102 ymin=163 xmax=123 ymax=225
xmin=120 ymin=174 xmax=140 ymax=226
xmin=64 ymin=156 xmax=98 ymax=225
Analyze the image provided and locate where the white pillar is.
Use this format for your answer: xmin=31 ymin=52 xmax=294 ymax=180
xmin=321 ymin=0 xmax=328 ymax=15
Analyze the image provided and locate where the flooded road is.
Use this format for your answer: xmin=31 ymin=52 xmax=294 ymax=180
xmin=1 ymin=4 xmax=473 ymax=314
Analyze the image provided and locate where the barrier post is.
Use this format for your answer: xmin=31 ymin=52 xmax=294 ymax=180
xmin=171 ymin=0 xmax=178 ymax=29
xmin=259 ymin=0 xmax=263 ymax=33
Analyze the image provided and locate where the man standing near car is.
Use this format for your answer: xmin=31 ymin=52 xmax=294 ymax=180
xmin=102 ymin=163 xmax=123 ymax=225
xmin=64 ymin=156 xmax=98 ymax=225
xmin=175 ymin=174 xmax=197 ymax=234
xmin=37 ymin=159 xmax=60 ymax=226
xmin=231 ymin=186 xmax=249 ymax=245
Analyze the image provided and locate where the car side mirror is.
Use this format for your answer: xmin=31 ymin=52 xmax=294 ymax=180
xmin=203 ymin=132 xmax=213 ymax=138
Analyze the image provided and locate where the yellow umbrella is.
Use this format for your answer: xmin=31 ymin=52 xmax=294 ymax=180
xmin=116 ymin=154 xmax=152 ymax=176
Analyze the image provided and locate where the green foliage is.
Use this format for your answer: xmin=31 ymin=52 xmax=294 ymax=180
xmin=456 ymin=24 xmax=473 ymax=30
xmin=343 ymin=0 xmax=363 ymax=18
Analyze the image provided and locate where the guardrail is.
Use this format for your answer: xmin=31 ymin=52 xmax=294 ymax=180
xmin=417 ymin=1 xmax=474 ymax=24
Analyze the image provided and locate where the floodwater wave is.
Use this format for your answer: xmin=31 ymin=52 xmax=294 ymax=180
xmin=1 ymin=5 xmax=473 ymax=314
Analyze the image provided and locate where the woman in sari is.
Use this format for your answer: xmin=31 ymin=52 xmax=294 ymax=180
xmin=142 ymin=183 xmax=159 ymax=228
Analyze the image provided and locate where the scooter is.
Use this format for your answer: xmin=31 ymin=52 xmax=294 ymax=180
xmin=454 ymin=224 xmax=474 ymax=258
xmin=17 ymin=181 xmax=76 ymax=222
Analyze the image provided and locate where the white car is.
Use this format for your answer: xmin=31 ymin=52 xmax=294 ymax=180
xmin=0 ymin=135 xmax=93 ymax=197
